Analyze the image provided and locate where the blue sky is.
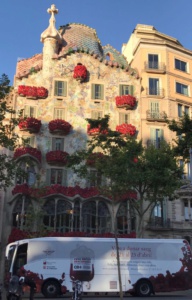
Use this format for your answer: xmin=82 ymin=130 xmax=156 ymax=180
xmin=1 ymin=0 xmax=192 ymax=85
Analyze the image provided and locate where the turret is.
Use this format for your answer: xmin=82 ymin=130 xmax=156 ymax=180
xmin=40 ymin=4 xmax=62 ymax=78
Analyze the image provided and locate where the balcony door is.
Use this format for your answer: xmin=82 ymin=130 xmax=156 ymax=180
xmin=148 ymin=54 xmax=159 ymax=69
xmin=150 ymin=101 xmax=159 ymax=118
xmin=149 ymin=78 xmax=159 ymax=95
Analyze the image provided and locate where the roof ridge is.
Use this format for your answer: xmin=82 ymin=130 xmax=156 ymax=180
xmin=59 ymin=23 xmax=102 ymax=45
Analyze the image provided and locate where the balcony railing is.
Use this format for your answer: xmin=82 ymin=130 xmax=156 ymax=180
xmin=147 ymin=139 xmax=163 ymax=149
xmin=146 ymin=110 xmax=166 ymax=121
xmin=146 ymin=88 xmax=164 ymax=97
xmin=144 ymin=61 xmax=166 ymax=73
xmin=147 ymin=217 xmax=171 ymax=230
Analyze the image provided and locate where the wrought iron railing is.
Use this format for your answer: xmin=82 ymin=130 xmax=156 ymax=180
xmin=146 ymin=139 xmax=163 ymax=149
xmin=147 ymin=217 xmax=171 ymax=229
xmin=146 ymin=110 xmax=167 ymax=121
xmin=146 ymin=88 xmax=164 ymax=97
xmin=144 ymin=61 xmax=166 ymax=72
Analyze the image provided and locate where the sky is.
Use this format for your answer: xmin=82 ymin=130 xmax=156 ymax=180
xmin=1 ymin=0 xmax=192 ymax=85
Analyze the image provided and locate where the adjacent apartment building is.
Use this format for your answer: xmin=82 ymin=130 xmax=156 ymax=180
xmin=123 ymin=24 xmax=192 ymax=240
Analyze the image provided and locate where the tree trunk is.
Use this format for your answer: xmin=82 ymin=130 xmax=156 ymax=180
xmin=112 ymin=199 xmax=123 ymax=300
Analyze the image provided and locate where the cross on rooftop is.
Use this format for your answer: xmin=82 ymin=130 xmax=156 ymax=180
xmin=47 ymin=4 xmax=58 ymax=16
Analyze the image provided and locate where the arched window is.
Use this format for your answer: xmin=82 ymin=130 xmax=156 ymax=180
xmin=56 ymin=200 xmax=72 ymax=232
xmin=82 ymin=201 xmax=96 ymax=233
xmin=98 ymin=201 xmax=111 ymax=233
xmin=73 ymin=200 xmax=80 ymax=232
xmin=43 ymin=198 xmax=72 ymax=232
xmin=12 ymin=196 xmax=32 ymax=230
xmin=82 ymin=200 xmax=111 ymax=234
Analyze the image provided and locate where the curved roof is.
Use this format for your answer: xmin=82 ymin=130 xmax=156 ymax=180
xmin=58 ymin=23 xmax=103 ymax=57
xmin=16 ymin=22 xmax=139 ymax=79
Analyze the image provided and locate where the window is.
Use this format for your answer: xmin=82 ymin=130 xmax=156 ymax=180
xmin=148 ymin=54 xmax=158 ymax=69
xmin=178 ymin=104 xmax=190 ymax=117
xmin=175 ymin=59 xmax=187 ymax=72
xmin=82 ymin=201 xmax=111 ymax=234
xmin=91 ymin=84 xmax=104 ymax=100
xmin=150 ymin=101 xmax=159 ymax=118
xmin=119 ymin=85 xmax=133 ymax=96
xmin=12 ymin=197 xmax=32 ymax=230
xmin=43 ymin=199 xmax=111 ymax=234
xmin=89 ymin=170 xmax=102 ymax=187
xmin=149 ymin=128 xmax=164 ymax=148
xmin=91 ymin=110 xmax=103 ymax=119
xmin=43 ymin=199 xmax=73 ymax=232
xmin=23 ymin=106 xmax=37 ymax=118
xmin=46 ymin=169 xmax=67 ymax=185
xmin=52 ymin=138 xmax=64 ymax=151
xmin=54 ymin=81 xmax=67 ymax=97
xmin=16 ymin=162 xmax=36 ymax=186
xmin=178 ymin=104 xmax=183 ymax=117
xmin=22 ymin=136 xmax=35 ymax=147
xmin=54 ymin=108 xmax=65 ymax=119
xmin=176 ymin=82 xmax=189 ymax=96
xmin=149 ymin=78 xmax=159 ymax=95
xmin=117 ymin=202 xmax=136 ymax=233
xmin=185 ymin=106 xmax=189 ymax=115
xmin=119 ymin=112 xmax=130 ymax=124
xmin=184 ymin=200 xmax=192 ymax=221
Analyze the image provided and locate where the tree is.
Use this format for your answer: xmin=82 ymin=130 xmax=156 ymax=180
xmin=0 ymin=74 xmax=23 ymax=189
xmin=166 ymin=113 xmax=192 ymax=160
xmin=68 ymin=115 xmax=183 ymax=299
xmin=69 ymin=115 xmax=182 ymax=237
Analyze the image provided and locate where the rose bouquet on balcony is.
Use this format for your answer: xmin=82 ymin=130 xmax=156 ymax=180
xmin=48 ymin=119 xmax=72 ymax=135
xmin=37 ymin=87 xmax=48 ymax=98
xmin=18 ymin=85 xmax=27 ymax=96
xmin=73 ymin=64 xmax=87 ymax=82
xmin=116 ymin=123 xmax=136 ymax=136
xmin=18 ymin=85 xmax=48 ymax=99
xmin=115 ymin=95 xmax=136 ymax=109
xmin=18 ymin=117 xmax=41 ymax=133
xmin=46 ymin=150 xmax=69 ymax=165
xmin=25 ymin=86 xmax=37 ymax=98
xmin=12 ymin=183 xmax=30 ymax=195
xmin=14 ymin=147 xmax=41 ymax=162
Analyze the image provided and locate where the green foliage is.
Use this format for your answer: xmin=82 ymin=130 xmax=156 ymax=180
xmin=166 ymin=113 xmax=192 ymax=160
xmin=0 ymin=74 xmax=24 ymax=189
xmin=68 ymin=116 xmax=183 ymax=237
xmin=0 ymin=73 xmax=11 ymax=99
xmin=86 ymin=114 xmax=110 ymax=131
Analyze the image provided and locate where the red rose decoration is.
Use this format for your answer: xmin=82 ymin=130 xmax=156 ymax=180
xmin=49 ymin=119 xmax=72 ymax=135
xmin=115 ymin=95 xmax=136 ymax=109
xmin=46 ymin=151 xmax=69 ymax=165
xmin=116 ymin=123 xmax=136 ymax=136
xmin=73 ymin=64 xmax=87 ymax=82
xmin=18 ymin=85 xmax=48 ymax=99
xmin=18 ymin=117 xmax=41 ymax=133
xmin=14 ymin=147 xmax=41 ymax=162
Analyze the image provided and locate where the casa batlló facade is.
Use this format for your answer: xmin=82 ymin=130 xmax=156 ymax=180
xmin=0 ymin=3 xmax=140 ymax=264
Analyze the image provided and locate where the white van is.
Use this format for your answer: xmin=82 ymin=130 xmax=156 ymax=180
xmin=5 ymin=237 xmax=192 ymax=297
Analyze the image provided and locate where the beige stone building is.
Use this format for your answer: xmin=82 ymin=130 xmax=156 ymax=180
xmin=122 ymin=24 xmax=192 ymax=240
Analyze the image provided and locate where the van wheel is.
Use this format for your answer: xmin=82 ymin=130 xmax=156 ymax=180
xmin=136 ymin=279 xmax=152 ymax=297
xmin=42 ymin=280 xmax=60 ymax=298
